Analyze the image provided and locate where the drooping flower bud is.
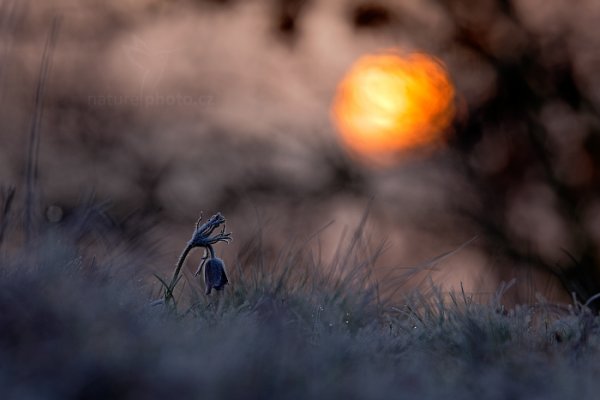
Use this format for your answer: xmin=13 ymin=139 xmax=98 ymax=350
xmin=204 ymin=257 xmax=228 ymax=295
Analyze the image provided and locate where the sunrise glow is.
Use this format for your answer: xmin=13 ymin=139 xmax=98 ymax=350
xmin=332 ymin=51 xmax=455 ymax=162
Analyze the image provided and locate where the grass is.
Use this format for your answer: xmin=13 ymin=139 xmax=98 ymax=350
xmin=1 ymin=203 xmax=600 ymax=400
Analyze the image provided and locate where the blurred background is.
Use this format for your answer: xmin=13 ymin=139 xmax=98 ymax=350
xmin=2 ymin=0 xmax=600 ymax=305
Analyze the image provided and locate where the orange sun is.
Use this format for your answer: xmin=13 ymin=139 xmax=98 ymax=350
xmin=331 ymin=51 xmax=455 ymax=163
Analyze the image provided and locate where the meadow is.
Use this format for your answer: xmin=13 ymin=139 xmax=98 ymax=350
xmin=1 ymin=196 xmax=600 ymax=400
xmin=3 ymin=1 xmax=600 ymax=399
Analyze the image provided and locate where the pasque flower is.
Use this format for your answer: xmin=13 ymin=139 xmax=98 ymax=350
xmin=202 ymin=257 xmax=228 ymax=295
xmin=164 ymin=212 xmax=232 ymax=303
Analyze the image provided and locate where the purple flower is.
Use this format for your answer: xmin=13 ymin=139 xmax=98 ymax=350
xmin=203 ymin=257 xmax=228 ymax=295
xmin=163 ymin=213 xmax=232 ymax=303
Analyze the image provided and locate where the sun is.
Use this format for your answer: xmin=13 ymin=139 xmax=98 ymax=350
xmin=331 ymin=51 xmax=455 ymax=163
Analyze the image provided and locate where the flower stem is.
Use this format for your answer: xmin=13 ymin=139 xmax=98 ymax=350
xmin=165 ymin=242 xmax=193 ymax=303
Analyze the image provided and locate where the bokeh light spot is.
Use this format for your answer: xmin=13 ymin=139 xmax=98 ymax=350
xmin=332 ymin=51 xmax=456 ymax=163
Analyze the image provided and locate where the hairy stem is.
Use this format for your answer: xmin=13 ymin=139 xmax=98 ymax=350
xmin=165 ymin=243 xmax=193 ymax=302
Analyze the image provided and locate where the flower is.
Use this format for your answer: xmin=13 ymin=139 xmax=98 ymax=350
xmin=203 ymin=257 xmax=228 ymax=295
xmin=163 ymin=212 xmax=232 ymax=303
xmin=189 ymin=212 xmax=232 ymax=248
xmin=188 ymin=213 xmax=232 ymax=295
